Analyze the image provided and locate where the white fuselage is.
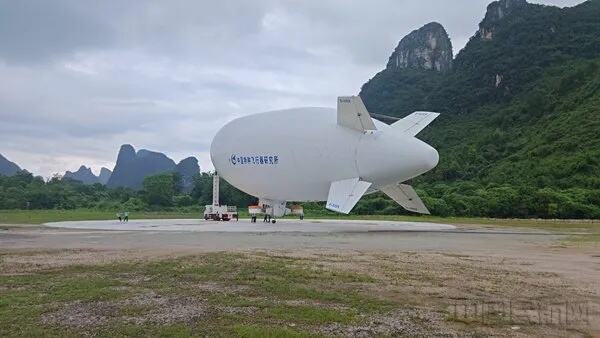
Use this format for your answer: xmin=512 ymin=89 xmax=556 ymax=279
xmin=210 ymin=107 xmax=439 ymax=202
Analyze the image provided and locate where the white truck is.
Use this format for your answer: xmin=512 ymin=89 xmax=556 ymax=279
xmin=203 ymin=174 xmax=238 ymax=221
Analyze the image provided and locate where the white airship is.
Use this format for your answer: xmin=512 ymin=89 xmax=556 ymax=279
xmin=210 ymin=96 xmax=439 ymax=220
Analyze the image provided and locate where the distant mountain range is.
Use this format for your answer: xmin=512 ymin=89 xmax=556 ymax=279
xmin=0 ymin=153 xmax=21 ymax=176
xmin=64 ymin=166 xmax=112 ymax=185
xmin=0 ymin=145 xmax=200 ymax=192
xmin=98 ymin=167 xmax=112 ymax=185
xmin=106 ymin=144 xmax=199 ymax=191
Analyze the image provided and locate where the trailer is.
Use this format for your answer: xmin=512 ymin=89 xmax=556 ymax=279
xmin=204 ymin=204 xmax=238 ymax=221
xmin=203 ymin=174 xmax=238 ymax=221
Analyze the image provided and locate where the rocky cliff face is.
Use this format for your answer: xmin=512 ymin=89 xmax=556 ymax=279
xmin=107 ymin=144 xmax=176 ymax=190
xmin=98 ymin=167 xmax=112 ymax=185
xmin=479 ymin=0 xmax=528 ymax=40
xmin=0 ymin=153 xmax=21 ymax=176
xmin=64 ymin=166 xmax=100 ymax=184
xmin=360 ymin=22 xmax=452 ymax=117
xmin=106 ymin=144 xmax=199 ymax=190
xmin=175 ymin=157 xmax=200 ymax=193
xmin=386 ymin=22 xmax=453 ymax=72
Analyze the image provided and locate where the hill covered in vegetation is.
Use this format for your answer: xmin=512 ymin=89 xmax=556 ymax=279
xmin=0 ymin=153 xmax=21 ymax=176
xmin=107 ymin=144 xmax=200 ymax=191
xmin=359 ymin=0 xmax=600 ymax=218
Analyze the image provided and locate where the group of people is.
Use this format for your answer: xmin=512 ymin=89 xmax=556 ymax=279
xmin=116 ymin=211 xmax=129 ymax=222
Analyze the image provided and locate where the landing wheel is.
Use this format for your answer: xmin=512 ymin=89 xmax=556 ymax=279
xmin=272 ymin=219 xmax=276 ymax=224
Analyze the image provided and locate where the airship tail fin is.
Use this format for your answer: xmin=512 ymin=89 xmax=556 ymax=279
xmin=337 ymin=96 xmax=378 ymax=133
xmin=326 ymin=178 xmax=372 ymax=214
xmin=380 ymin=183 xmax=431 ymax=214
xmin=392 ymin=111 xmax=440 ymax=136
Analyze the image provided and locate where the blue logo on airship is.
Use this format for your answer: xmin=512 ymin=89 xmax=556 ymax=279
xmin=230 ymin=154 xmax=279 ymax=166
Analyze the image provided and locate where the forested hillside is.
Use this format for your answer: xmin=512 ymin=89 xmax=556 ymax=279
xmin=0 ymin=154 xmax=21 ymax=176
xmin=360 ymin=0 xmax=600 ymax=218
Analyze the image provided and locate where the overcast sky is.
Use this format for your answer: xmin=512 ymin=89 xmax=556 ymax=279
xmin=0 ymin=0 xmax=584 ymax=177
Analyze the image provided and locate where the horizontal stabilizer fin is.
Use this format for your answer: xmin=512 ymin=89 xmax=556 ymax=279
xmin=326 ymin=178 xmax=372 ymax=214
xmin=392 ymin=111 xmax=439 ymax=136
xmin=337 ymin=96 xmax=377 ymax=133
xmin=381 ymin=183 xmax=430 ymax=214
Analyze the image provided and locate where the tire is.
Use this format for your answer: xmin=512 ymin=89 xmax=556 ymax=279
xmin=272 ymin=219 xmax=276 ymax=224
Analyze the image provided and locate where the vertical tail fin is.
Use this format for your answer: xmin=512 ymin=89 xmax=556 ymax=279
xmin=337 ymin=96 xmax=377 ymax=132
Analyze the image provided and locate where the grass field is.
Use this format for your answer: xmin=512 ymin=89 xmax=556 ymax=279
xmin=1 ymin=250 xmax=597 ymax=337
xmin=0 ymin=210 xmax=203 ymax=225
xmin=0 ymin=252 xmax=391 ymax=337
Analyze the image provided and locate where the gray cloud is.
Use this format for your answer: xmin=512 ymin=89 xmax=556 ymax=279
xmin=0 ymin=0 xmax=115 ymax=63
xmin=0 ymin=0 xmax=585 ymax=177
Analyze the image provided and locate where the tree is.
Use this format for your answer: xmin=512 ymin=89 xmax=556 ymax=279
xmin=142 ymin=174 xmax=176 ymax=206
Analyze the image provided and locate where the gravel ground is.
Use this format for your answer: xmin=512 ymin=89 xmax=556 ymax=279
xmin=1 ymin=221 xmax=599 ymax=336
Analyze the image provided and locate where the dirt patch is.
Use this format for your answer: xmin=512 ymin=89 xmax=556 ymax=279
xmin=254 ymin=249 xmax=600 ymax=335
xmin=282 ymin=299 xmax=350 ymax=309
xmin=114 ymin=273 xmax=154 ymax=285
xmin=0 ymin=249 xmax=185 ymax=275
xmin=121 ymin=295 xmax=208 ymax=325
xmin=219 ymin=306 xmax=259 ymax=315
xmin=294 ymin=250 xmax=599 ymax=303
xmin=195 ymin=282 xmax=249 ymax=293
xmin=319 ymin=308 xmax=457 ymax=337
xmin=41 ymin=301 xmax=115 ymax=328
xmin=41 ymin=291 xmax=208 ymax=328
